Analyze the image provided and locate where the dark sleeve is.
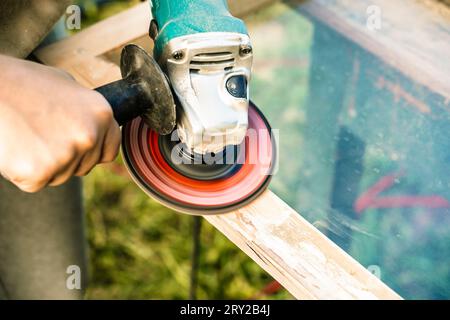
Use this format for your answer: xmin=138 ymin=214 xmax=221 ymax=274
xmin=0 ymin=0 xmax=72 ymax=58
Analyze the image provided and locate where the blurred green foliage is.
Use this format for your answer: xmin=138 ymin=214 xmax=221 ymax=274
xmin=76 ymin=0 xmax=141 ymax=28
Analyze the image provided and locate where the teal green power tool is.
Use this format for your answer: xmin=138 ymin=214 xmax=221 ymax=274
xmin=150 ymin=0 xmax=253 ymax=155
xmin=99 ymin=0 xmax=277 ymax=214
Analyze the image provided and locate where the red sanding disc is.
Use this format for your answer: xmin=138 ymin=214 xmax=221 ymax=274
xmin=122 ymin=102 xmax=276 ymax=215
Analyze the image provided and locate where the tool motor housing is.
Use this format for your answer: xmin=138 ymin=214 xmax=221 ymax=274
xmin=150 ymin=0 xmax=253 ymax=154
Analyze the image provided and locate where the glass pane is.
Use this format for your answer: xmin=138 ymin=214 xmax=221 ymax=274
xmin=246 ymin=1 xmax=450 ymax=299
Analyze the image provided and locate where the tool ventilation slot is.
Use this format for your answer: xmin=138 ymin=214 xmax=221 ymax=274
xmin=190 ymin=52 xmax=235 ymax=71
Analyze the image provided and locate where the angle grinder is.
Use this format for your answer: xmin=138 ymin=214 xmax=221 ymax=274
xmin=95 ymin=0 xmax=277 ymax=215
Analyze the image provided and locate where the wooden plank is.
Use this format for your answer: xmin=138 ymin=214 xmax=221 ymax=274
xmin=205 ymin=191 xmax=401 ymax=299
xmin=297 ymin=0 xmax=450 ymax=101
xmin=37 ymin=2 xmax=150 ymax=68
xmin=35 ymin=2 xmax=401 ymax=300
xmin=64 ymin=55 xmax=121 ymax=89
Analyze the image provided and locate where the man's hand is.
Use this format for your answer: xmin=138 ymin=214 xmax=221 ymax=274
xmin=0 ymin=55 xmax=121 ymax=192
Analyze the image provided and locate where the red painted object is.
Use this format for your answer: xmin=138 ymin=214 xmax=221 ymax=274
xmin=354 ymin=172 xmax=450 ymax=214
xmin=251 ymin=280 xmax=283 ymax=299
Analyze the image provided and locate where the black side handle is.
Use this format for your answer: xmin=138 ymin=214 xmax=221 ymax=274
xmin=94 ymin=44 xmax=176 ymax=135
xmin=95 ymin=79 xmax=149 ymax=127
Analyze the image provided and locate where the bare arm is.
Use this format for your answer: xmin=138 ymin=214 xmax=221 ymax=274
xmin=0 ymin=54 xmax=121 ymax=192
